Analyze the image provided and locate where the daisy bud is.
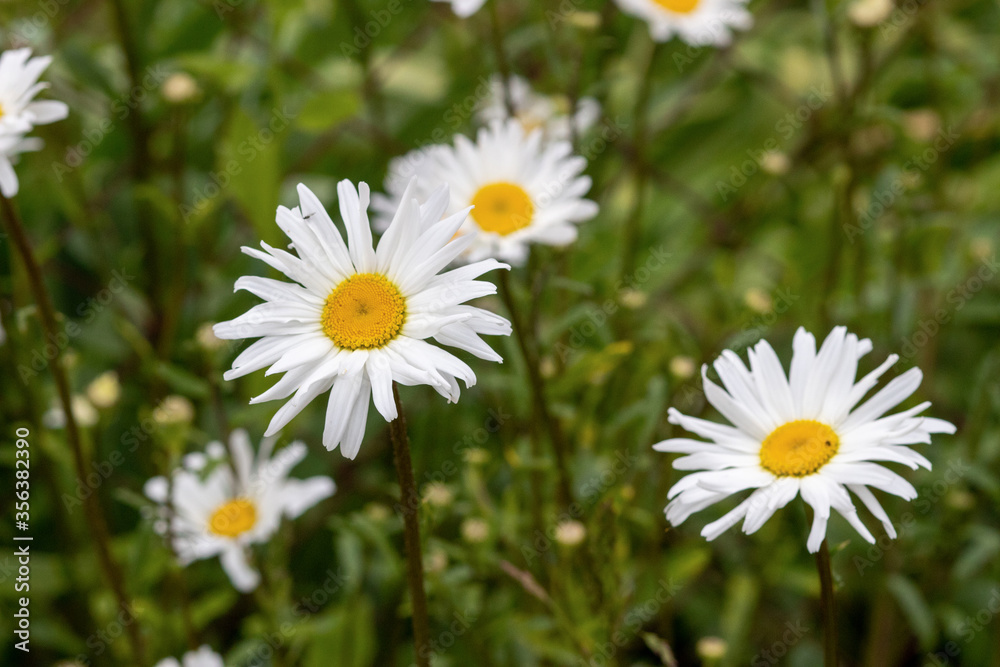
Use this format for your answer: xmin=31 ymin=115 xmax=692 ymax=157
xmin=86 ymin=371 xmax=121 ymax=409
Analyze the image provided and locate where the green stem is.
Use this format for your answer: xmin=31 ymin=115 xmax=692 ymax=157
xmin=389 ymin=383 xmax=432 ymax=667
xmin=497 ymin=271 xmax=575 ymax=507
xmin=815 ymin=539 xmax=838 ymax=667
xmin=1 ymin=196 xmax=147 ymax=665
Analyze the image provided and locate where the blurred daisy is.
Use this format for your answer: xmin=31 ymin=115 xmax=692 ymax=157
xmin=214 ymin=181 xmax=511 ymax=458
xmin=0 ymin=132 xmax=44 ymax=198
xmin=145 ymin=429 xmax=335 ymax=592
xmin=373 ymin=119 xmax=598 ymax=265
xmin=432 ymin=0 xmax=486 ymax=17
xmin=0 ymin=48 xmax=68 ymax=197
xmin=154 ymin=646 xmax=224 ymax=667
xmin=0 ymin=48 xmax=68 ymax=135
xmin=477 ymin=75 xmax=601 ymax=143
xmin=655 ymin=327 xmax=955 ymax=553
xmin=613 ymin=0 xmax=752 ymax=46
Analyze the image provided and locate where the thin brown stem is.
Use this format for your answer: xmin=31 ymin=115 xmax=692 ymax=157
xmin=815 ymin=539 xmax=838 ymax=667
xmin=497 ymin=271 xmax=575 ymax=507
xmin=389 ymin=383 xmax=432 ymax=667
xmin=1 ymin=196 xmax=147 ymax=665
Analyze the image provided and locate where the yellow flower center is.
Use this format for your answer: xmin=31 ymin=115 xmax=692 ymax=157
xmin=653 ymin=0 xmax=701 ymax=13
xmin=208 ymin=498 xmax=257 ymax=538
xmin=470 ymin=182 xmax=534 ymax=236
xmin=759 ymin=420 xmax=840 ymax=477
xmin=321 ymin=273 xmax=406 ymax=350
xmin=0 ymin=103 xmax=5 ymax=118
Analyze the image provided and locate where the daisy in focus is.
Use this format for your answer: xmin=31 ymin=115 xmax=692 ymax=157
xmin=612 ymin=0 xmax=752 ymax=46
xmin=431 ymin=0 xmax=487 ymax=17
xmin=144 ymin=429 xmax=335 ymax=592
xmin=655 ymin=327 xmax=955 ymax=553
xmin=214 ymin=180 xmax=511 ymax=458
xmin=154 ymin=646 xmax=224 ymax=667
xmin=372 ymin=119 xmax=598 ymax=265
xmin=477 ymin=75 xmax=601 ymax=143
xmin=0 ymin=48 xmax=69 ymax=197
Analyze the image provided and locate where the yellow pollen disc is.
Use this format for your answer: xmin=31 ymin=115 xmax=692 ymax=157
xmin=653 ymin=0 xmax=700 ymax=13
xmin=321 ymin=273 xmax=406 ymax=350
xmin=208 ymin=498 xmax=257 ymax=538
xmin=759 ymin=420 xmax=840 ymax=477
xmin=470 ymin=182 xmax=534 ymax=236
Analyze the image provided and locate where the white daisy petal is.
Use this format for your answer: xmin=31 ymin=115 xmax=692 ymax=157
xmin=220 ymin=546 xmax=260 ymax=592
xmin=613 ymin=0 xmax=752 ymax=46
xmin=374 ymin=119 xmax=597 ymax=267
xmin=144 ymin=432 xmax=335 ymax=594
xmin=218 ymin=180 xmax=510 ymax=457
xmin=657 ymin=327 xmax=951 ymax=553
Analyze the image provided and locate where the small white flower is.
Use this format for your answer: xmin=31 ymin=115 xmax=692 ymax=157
xmin=214 ymin=181 xmax=511 ymax=458
xmin=432 ymin=0 xmax=487 ymax=18
xmin=145 ymin=429 xmax=335 ymax=592
xmin=655 ymin=327 xmax=955 ymax=553
xmin=613 ymin=0 xmax=752 ymax=46
xmin=373 ymin=119 xmax=598 ymax=266
xmin=0 ymin=48 xmax=68 ymax=135
xmin=154 ymin=646 xmax=225 ymax=667
xmin=0 ymin=48 xmax=68 ymax=197
xmin=477 ymin=75 xmax=601 ymax=143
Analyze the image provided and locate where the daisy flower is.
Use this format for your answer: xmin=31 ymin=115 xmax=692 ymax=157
xmin=214 ymin=180 xmax=511 ymax=458
xmin=154 ymin=646 xmax=224 ymax=667
xmin=477 ymin=75 xmax=602 ymax=143
xmin=0 ymin=48 xmax=68 ymax=135
xmin=144 ymin=429 xmax=335 ymax=592
xmin=0 ymin=48 xmax=68 ymax=198
xmin=613 ymin=0 xmax=752 ymax=46
xmin=372 ymin=120 xmax=598 ymax=265
xmin=432 ymin=0 xmax=487 ymax=17
xmin=655 ymin=327 xmax=955 ymax=553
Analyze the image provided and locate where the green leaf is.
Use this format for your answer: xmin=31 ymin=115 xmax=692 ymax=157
xmin=887 ymin=574 xmax=937 ymax=648
xmin=297 ymin=89 xmax=361 ymax=132
xmin=218 ymin=108 xmax=285 ymax=244
xmin=302 ymin=597 xmax=376 ymax=667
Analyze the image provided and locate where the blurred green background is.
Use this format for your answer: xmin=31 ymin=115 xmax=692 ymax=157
xmin=1 ymin=0 xmax=999 ymax=665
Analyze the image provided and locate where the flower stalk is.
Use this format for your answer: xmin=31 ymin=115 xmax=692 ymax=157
xmin=389 ymin=382 xmax=432 ymax=667
xmin=1 ymin=195 xmax=147 ymax=665
xmin=815 ymin=538 xmax=838 ymax=667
